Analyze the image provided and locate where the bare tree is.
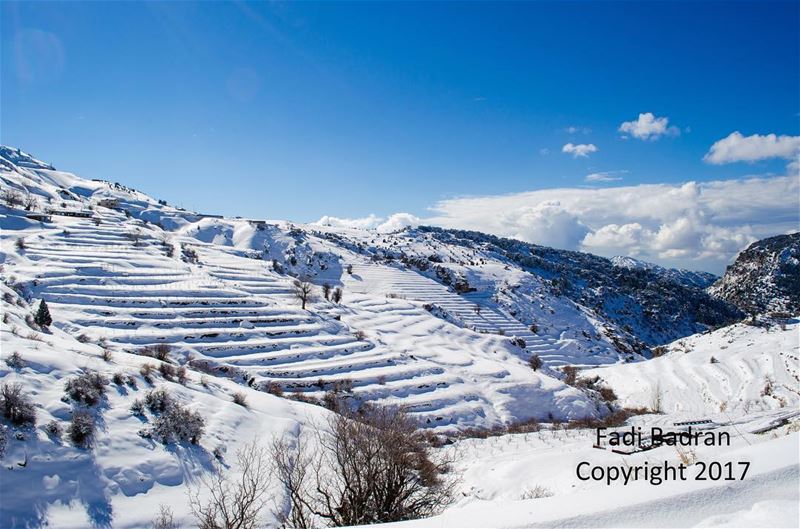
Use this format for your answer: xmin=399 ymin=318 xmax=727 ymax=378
xmin=271 ymin=406 xmax=453 ymax=528
xmin=322 ymin=283 xmax=331 ymax=301
xmin=23 ymin=192 xmax=38 ymax=211
xmin=293 ymin=280 xmax=313 ymax=310
xmin=151 ymin=504 xmax=178 ymax=529
xmin=2 ymin=188 xmax=23 ymax=208
xmin=271 ymin=436 xmax=315 ymax=529
xmin=189 ymin=440 xmax=272 ymax=529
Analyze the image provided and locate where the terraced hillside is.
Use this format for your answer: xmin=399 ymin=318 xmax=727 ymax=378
xmin=343 ymin=262 xmax=571 ymax=365
xmin=5 ymin=205 xmax=594 ymax=431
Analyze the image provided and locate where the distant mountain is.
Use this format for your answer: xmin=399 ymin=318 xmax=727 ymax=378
xmin=611 ymin=255 xmax=718 ymax=289
xmin=709 ymin=233 xmax=800 ymax=315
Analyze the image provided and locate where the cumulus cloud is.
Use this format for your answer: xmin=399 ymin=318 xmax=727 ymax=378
xmin=562 ymin=143 xmax=598 ymax=158
xmin=619 ymin=112 xmax=680 ymax=141
xmin=585 ymin=171 xmax=626 ymax=183
xmin=314 ymin=213 xmax=419 ymax=233
xmin=376 ymin=213 xmax=420 ymax=232
xmin=425 ymin=175 xmax=798 ymax=273
xmin=703 ymin=132 xmax=800 ymax=165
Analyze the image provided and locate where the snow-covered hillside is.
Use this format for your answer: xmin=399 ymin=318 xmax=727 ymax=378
xmin=708 ymin=232 xmax=800 ymax=315
xmin=2 ymin=146 xmax=797 ymax=528
xmin=383 ymin=415 xmax=799 ymax=528
xmin=0 ymin=278 xmax=331 ymax=528
xmin=586 ymin=319 xmax=800 ymax=417
xmin=381 ymin=320 xmax=800 ymax=528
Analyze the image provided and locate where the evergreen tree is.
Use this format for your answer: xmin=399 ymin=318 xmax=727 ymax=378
xmin=34 ymin=300 xmax=52 ymax=327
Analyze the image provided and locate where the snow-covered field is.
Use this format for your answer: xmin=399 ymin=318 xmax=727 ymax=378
xmin=1 ymin=147 xmax=798 ymax=528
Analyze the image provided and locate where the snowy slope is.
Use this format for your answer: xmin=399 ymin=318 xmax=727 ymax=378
xmin=585 ymin=320 xmax=800 ymax=416
xmin=0 ymin=280 xmax=331 ymax=528
xmin=382 ymin=423 xmax=799 ymax=528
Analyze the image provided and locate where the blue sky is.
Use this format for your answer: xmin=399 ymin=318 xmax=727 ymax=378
xmin=2 ymin=1 xmax=798 ymax=271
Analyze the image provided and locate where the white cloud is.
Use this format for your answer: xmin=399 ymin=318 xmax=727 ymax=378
xmin=618 ymin=112 xmax=680 ymax=141
xmin=315 ymin=214 xmax=382 ymax=230
xmin=565 ymin=126 xmax=591 ymax=135
xmin=562 ymin=143 xmax=598 ymax=158
xmin=376 ymin=213 xmax=420 ymax=233
xmin=314 ymin=213 xmax=419 ymax=233
xmin=585 ymin=171 xmax=627 ymax=183
xmin=539 ymin=147 xmax=550 ymax=156
xmin=425 ymin=174 xmax=798 ymax=273
xmin=703 ymin=132 xmax=800 ymax=165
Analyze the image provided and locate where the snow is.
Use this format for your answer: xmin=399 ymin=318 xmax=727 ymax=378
xmin=1 ymin=146 xmax=798 ymax=528
xmin=585 ymin=321 xmax=800 ymax=416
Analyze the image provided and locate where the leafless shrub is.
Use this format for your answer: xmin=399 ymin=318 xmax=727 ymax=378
xmin=598 ymin=386 xmax=617 ymax=402
xmin=45 ymin=420 xmax=63 ymax=439
xmin=562 ymin=365 xmax=578 ymax=386
xmin=353 ymin=330 xmax=366 ymax=340
xmin=271 ymin=405 xmax=453 ymax=527
xmin=141 ymin=363 xmax=155 ymax=384
xmin=232 ymin=392 xmax=248 ymax=407
xmin=68 ymin=410 xmax=96 ymax=447
xmin=528 ymin=355 xmax=542 ymax=371
xmin=0 ymin=383 xmax=37 ymax=426
xmin=176 ymin=366 xmax=188 ymax=385
xmin=112 ymin=372 xmax=125 ymax=385
xmin=150 ymin=402 xmax=204 ymax=444
xmin=76 ymin=333 xmax=92 ymax=344
xmin=264 ymin=381 xmax=284 ymax=397
xmin=651 ymin=345 xmax=668 ymax=358
xmin=15 ymin=237 xmax=25 ymax=251
xmin=151 ymin=504 xmax=178 ymax=529
xmin=520 ymin=484 xmax=553 ymax=499
xmin=64 ymin=371 xmax=108 ymax=406
xmin=145 ymin=387 xmax=172 ymax=413
xmin=159 ymin=362 xmax=176 ymax=381
xmin=141 ymin=344 xmax=172 ymax=362
xmin=131 ymin=399 xmax=146 ymax=416
xmin=331 ymin=287 xmax=343 ymax=304
xmin=650 ymin=382 xmax=663 ymax=413
xmin=101 ymin=349 xmax=114 ymax=362
xmin=25 ymin=331 xmax=45 ymax=342
xmin=189 ymin=440 xmax=271 ymax=529
xmin=761 ymin=377 xmax=774 ymax=397
xmin=6 ymin=351 xmax=24 ymax=369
